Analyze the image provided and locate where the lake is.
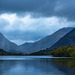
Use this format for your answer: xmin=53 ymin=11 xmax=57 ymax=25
xmin=0 ymin=56 xmax=75 ymax=75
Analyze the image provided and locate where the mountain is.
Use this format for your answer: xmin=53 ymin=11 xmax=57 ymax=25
xmin=0 ymin=48 xmax=25 ymax=55
xmin=0 ymin=27 xmax=73 ymax=54
xmin=19 ymin=27 xmax=73 ymax=53
xmin=50 ymin=28 xmax=75 ymax=50
xmin=29 ymin=46 xmax=75 ymax=57
xmin=0 ymin=33 xmax=18 ymax=52
xmin=0 ymin=49 xmax=10 ymax=55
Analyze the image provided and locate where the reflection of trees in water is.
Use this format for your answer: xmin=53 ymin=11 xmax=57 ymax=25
xmin=0 ymin=59 xmax=66 ymax=75
xmin=53 ymin=58 xmax=75 ymax=75
xmin=0 ymin=58 xmax=74 ymax=75
xmin=0 ymin=59 xmax=57 ymax=75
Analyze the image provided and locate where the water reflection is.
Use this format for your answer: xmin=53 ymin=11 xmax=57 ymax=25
xmin=0 ymin=56 xmax=74 ymax=75
xmin=53 ymin=58 xmax=75 ymax=75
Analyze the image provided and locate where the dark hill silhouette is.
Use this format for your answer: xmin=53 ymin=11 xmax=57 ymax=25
xmin=50 ymin=28 xmax=75 ymax=50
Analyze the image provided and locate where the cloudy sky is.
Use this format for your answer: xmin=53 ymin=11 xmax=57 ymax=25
xmin=0 ymin=0 xmax=75 ymax=45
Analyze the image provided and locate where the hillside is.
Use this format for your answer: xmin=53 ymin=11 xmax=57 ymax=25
xmin=19 ymin=27 xmax=73 ymax=53
xmin=51 ymin=46 xmax=75 ymax=57
xmin=0 ymin=33 xmax=18 ymax=52
xmin=29 ymin=46 xmax=75 ymax=57
xmin=50 ymin=28 xmax=75 ymax=50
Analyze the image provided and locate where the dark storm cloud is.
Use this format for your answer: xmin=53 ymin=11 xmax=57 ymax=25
xmin=54 ymin=0 xmax=75 ymax=20
xmin=0 ymin=0 xmax=57 ymax=13
xmin=0 ymin=0 xmax=75 ymax=20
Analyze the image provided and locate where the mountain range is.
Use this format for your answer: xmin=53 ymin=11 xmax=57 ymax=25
xmin=0 ymin=27 xmax=74 ymax=53
xmin=19 ymin=27 xmax=73 ymax=53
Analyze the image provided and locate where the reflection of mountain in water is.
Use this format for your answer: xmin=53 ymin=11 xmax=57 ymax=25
xmin=0 ymin=57 xmax=74 ymax=75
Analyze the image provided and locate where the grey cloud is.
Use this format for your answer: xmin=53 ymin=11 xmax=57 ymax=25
xmin=0 ymin=18 xmax=9 ymax=29
xmin=0 ymin=0 xmax=57 ymax=12
xmin=0 ymin=0 xmax=75 ymax=20
xmin=54 ymin=0 xmax=75 ymax=20
xmin=0 ymin=0 xmax=75 ymax=45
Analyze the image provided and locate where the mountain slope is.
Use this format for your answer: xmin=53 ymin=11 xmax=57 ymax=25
xmin=50 ymin=28 xmax=75 ymax=50
xmin=19 ymin=27 xmax=73 ymax=53
xmin=0 ymin=49 xmax=10 ymax=55
xmin=0 ymin=33 xmax=18 ymax=52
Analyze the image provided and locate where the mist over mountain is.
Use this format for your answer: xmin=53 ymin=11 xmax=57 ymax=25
xmin=50 ymin=28 xmax=75 ymax=50
xmin=0 ymin=27 xmax=74 ymax=54
xmin=19 ymin=27 xmax=73 ymax=53
xmin=0 ymin=33 xmax=18 ymax=52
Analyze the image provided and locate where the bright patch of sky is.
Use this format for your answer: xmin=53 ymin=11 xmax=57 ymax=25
xmin=0 ymin=13 xmax=75 ymax=45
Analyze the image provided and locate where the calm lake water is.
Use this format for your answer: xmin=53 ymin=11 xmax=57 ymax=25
xmin=0 ymin=56 xmax=75 ymax=75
